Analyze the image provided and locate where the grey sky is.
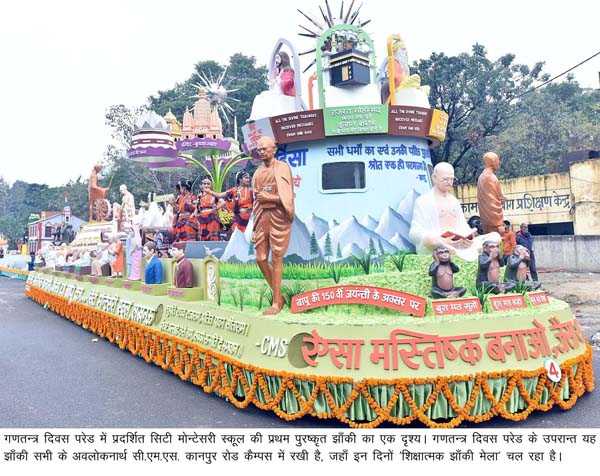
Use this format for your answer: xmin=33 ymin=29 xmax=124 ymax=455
xmin=1 ymin=0 xmax=598 ymax=186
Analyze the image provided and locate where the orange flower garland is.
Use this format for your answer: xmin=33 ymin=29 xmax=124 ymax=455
xmin=25 ymin=285 xmax=595 ymax=429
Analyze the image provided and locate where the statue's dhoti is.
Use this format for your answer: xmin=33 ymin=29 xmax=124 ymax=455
xmin=253 ymin=206 xmax=292 ymax=261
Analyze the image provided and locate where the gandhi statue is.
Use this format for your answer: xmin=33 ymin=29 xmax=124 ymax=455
xmin=409 ymin=162 xmax=500 ymax=261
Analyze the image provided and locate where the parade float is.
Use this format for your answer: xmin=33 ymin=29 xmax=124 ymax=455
xmin=24 ymin=1 xmax=593 ymax=428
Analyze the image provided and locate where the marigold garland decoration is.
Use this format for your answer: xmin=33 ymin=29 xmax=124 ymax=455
xmin=26 ymin=285 xmax=595 ymax=428
xmin=0 ymin=265 xmax=29 ymax=277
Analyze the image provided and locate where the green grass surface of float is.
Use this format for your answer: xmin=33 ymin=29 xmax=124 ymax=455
xmin=217 ymin=253 xmax=556 ymax=324
xmin=214 ymin=284 xmax=568 ymax=325
xmin=221 ymin=254 xmax=485 ymax=313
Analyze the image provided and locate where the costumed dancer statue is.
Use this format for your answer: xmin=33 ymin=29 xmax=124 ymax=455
xmin=170 ymin=247 xmax=194 ymax=288
xmin=504 ymin=244 xmax=541 ymax=290
xmin=409 ymin=162 xmax=500 ymax=261
xmin=120 ymin=184 xmax=136 ymax=231
xmin=209 ymin=171 xmax=254 ymax=233
xmin=429 ymin=246 xmax=467 ymax=299
xmin=477 ymin=152 xmax=505 ymax=234
xmin=88 ymin=164 xmax=109 ymax=221
xmin=252 ymin=136 xmax=294 ymax=315
xmin=476 ymin=240 xmax=515 ymax=294
xmin=194 ymin=176 xmax=221 ymax=241
xmin=172 ymin=180 xmax=197 ymax=242
xmin=249 ymin=51 xmax=298 ymax=120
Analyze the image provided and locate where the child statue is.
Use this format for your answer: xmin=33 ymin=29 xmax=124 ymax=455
xmin=476 ymin=240 xmax=514 ymax=294
xmin=429 ymin=246 xmax=467 ymax=299
xmin=504 ymin=245 xmax=542 ymax=290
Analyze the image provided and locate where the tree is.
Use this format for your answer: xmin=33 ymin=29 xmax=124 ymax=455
xmin=324 ymin=232 xmax=332 ymax=258
xmin=309 ymin=232 xmax=319 ymax=257
xmin=368 ymin=237 xmax=376 ymax=256
xmin=413 ymin=44 xmax=547 ymax=182
xmin=490 ymin=80 xmax=600 ymax=177
xmin=336 ymin=242 xmax=342 ymax=259
xmin=378 ymin=238 xmax=385 ymax=256
xmin=247 ymin=241 xmax=255 ymax=256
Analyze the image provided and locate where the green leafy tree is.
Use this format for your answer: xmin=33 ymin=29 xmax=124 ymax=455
xmin=490 ymin=80 xmax=600 ymax=177
xmin=413 ymin=44 xmax=547 ymax=182
xmin=336 ymin=242 xmax=342 ymax=259
xmin=378 ymin=238 xmax=385 ymax=256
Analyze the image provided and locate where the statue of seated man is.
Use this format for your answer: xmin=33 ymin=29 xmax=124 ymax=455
xmin=409 ymin=162 xmax=500 ymax=261
xmin=504 ymin=245 xmax=541 ymax=290
xmin=429 ymin=246 xmax=467 ymax=299
xmin=476 ymin=240 xmax=515 ymax=294
xmin=170 ymin=247 xmax=193 ymax=288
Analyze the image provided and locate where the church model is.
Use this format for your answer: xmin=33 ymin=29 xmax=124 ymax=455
xmin=22 ymin=0 xmax=593 ymax=428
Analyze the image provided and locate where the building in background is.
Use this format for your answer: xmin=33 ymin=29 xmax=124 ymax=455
xmin=27 ymin=207 xmax=86 ymax=253
xmin=456 ymin=152 xmax=600 ymax=236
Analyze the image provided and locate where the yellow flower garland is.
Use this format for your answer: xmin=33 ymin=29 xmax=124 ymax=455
xmin=0 ymin=265 xmax=29 ymax=277
xmin=26 ymin=285 xmax=595 ymax=429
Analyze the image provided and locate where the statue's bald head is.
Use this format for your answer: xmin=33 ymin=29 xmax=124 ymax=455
xmin=257 ymin=136 xmax=276 ymax=149
xmin=483 ymin=152 xmax=500 ymax=171
xmin=432 ymin=162 xmax=455 ymax=193
xmin=256 ymin=136 xmax=277 ymax=161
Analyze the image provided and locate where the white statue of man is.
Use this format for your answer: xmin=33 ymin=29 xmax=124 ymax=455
xmin=120 ymin=184 xmax=136 ymax=230
xmin=409 ymin=162 xmax=499 ymax=261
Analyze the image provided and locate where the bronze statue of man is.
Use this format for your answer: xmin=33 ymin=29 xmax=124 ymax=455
xmin=477 ymin=152 xmax=505 ymax=234
xmin=251 ymin=136 xmax=295 ymax=315
xmin=88 ymin=164 xmax=109 ymax=221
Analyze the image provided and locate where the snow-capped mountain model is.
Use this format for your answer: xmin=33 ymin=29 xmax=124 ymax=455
xmin=318 ymin=216 xmax=398 ymax=259
xmin=359 ymin=214 xmax=378 ymax=231
xmin=305 ymin=213 xmax=329 ymax=240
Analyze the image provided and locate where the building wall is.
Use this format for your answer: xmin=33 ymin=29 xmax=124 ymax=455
xmin=570 ymin=160 xmax=600 ymax=235
xmin=535 ymin=235 xmax=600 ymax=272
xmin=455 ymin=172 xmax=572 ymax=227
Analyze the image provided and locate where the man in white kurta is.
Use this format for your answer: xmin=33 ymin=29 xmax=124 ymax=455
xmin=409 ymin=162 xmax=499 ymax=261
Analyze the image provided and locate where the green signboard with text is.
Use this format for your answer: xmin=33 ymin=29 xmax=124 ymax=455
xmin=323 ymin=104 xmax=388 ymax=136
